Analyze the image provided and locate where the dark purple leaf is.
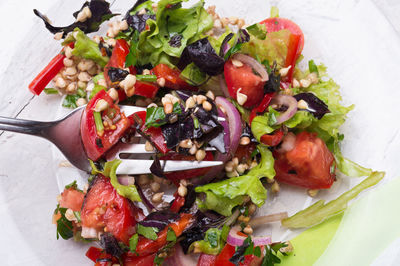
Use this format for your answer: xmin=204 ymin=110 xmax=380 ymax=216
xmin=169 ymin=34 xmax=183 ymax=48
xmin=219 ymin=33 xmax=234 ymax=57
xmin=179 ymin=185 xmax=196 ymax=213
xmin=99 ymin=233 xmax=124 ymax=258
xmin=178 ymin=38 xmax=225 ymax=76
xmin=139 ymin=210 xmax=180 ymax=231
xmin=34 ymin=0 xmax=117 ymax=38
xmin=294 ymin=92 xmax=330 ymax=119
xmin=126 ymin=13 xmax=156 ymax=33
xmin=150 ymin=156 xmax=165 ymax=178
xmin=237 ymin=29 xmax=250 ymax=44
xmin=108 ymin=67 xmax=129 ymax=83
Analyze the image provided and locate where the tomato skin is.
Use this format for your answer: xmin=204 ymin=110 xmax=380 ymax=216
xmin=274 ymin=131 xmax=335 ymax=189
xmin=259 ymin=17 xmax=304 ymax=82
xmin=132 ymin=213 xmax=194 ymax=257
xmin=214 ymin=244 xmax=263 ymax=266
xmin=224 ymin=59 xmax=265 ymax=108
xmin=197 ymin=253 xmax=217 ymax=266
xmin=81 ymin=89 xmax=131 ymax=161
xmin=81 ymin=175 xmax=142 ymax=244
xmin=104 ymin=39 xmax=130 ymax=87
xmin=260 ymin=129 xmax=284 ymax=147
xmin=130 ymin=111 xmax=169 ymax=154
xmin=153 ymin=64 xmax=197 ymax=91
xmin=161 ymin=152 xmax=214 ymax=185
xmin=86 ymin=247 xmax=103 ymax=263
xmin=134 ymin=81 xmax=159 ymax=98
xmin=170 ymin=191 xmax=185 ymax=213
xmin=59 ymin=188 xmax=85 ymax=212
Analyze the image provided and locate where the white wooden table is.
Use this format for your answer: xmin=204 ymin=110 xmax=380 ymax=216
xmin=0 ymin=0 xmax=399 ymax=265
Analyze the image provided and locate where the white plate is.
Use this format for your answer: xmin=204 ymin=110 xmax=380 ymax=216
xmin=1 ymin=0 xmax=400 ymax=265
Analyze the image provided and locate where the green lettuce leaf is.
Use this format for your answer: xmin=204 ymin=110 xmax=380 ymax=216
xmin=284 ymin=111 xmax=316 ymax=129
xmin=195 ymin=145 xmax=275 ymax=215
xmin=251 ymin=107 xmax=280 ymax=142
xmin=282 ymin=171 xmax=384 ymax=228
xmin=190 ymin=228 xmax=224 ymax=255
xmin=90 ymin=159 xmax=142 ymax=202
xmin=137 ymin=0 xmax=212 ymax=67
xmin=240 ymin=29 xmax=291 ymax=68
xmin=71 ymin=28 xmax=109 ymax=67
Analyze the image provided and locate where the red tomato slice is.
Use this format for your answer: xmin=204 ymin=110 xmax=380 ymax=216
xmin=59 ymin=188 xmax=85 ymax=212
xmin=129 ymin=111 xmax=169 ymax=154
xmin=81 ymin=89 xmax=131 ymax=161
xmin=259 ymin=17 xmax=304 ymax=82
xmin=104 ymin=39 xmax=130 ymax=87
xmin=224 ymin=59 xmax=265 ymax=108
xmin=81 ymin=175 xmax=142 ymax=244
xmin=274 ymin=131 xmax=335 ymax=189
xmin=86 ymin=247 xmax=104 ymax=263
xmin=134 ymin=80 xmax=159 ymax=98
xmin=197 ymin=253 xmax=217 ymax=266
xmin=214 ymin=244 xmax=264 ymax=266
xmin=153 ymin=64 xmax=197 ymax=91
xmin=123 ymin=253 xmax=156 ymax=266
xmin=161 ymin=152 xmax=214 ymax=185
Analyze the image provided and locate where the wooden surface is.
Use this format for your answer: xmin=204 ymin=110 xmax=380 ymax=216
xmin=0 ymin=0 xmax=399 ymax=265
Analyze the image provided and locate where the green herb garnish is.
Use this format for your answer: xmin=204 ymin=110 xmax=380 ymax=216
xmin=137 ymin=224 xmax=159 ymax=240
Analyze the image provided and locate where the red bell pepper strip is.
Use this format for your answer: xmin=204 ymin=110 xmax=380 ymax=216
xmin=28 ymin=43 xmax=74 ymax=95
xmin=249 ymin=93 xmax=275 ymax=124
xmin=284 ymin=34 xmax=301 ymax=82
xmin=132 ymin=213 xmax=194 ymax=257
xmin=130 ymin=111 xmax=169 ymax=154
xmin=170 ymin=191 xmax=185 ymax=213
xmin=260 ymin=129 xmax=284 ymax=147
xmin=152 ymin=63 xmax=198 ymax=91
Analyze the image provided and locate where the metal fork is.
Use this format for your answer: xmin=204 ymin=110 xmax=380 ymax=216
xmin=0 ymin=105 xmax=223 ymax=174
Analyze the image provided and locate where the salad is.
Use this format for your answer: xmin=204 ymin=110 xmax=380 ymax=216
xmin=29 ymin=0 xmax=385 ymax=265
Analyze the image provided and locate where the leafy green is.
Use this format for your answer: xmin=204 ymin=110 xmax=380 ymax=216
xmin=270 ymin=6 xmax=280 ymax=18
xmin=64 ymin=180 xmax=79 ymax=190
xmin=230 ymin=99 xmax=251 ymax=123
xmin=195 ymin=145 xmax=274 ymax=215
xmin=284 ymin=111 xmax=316 ymax=129
xmin=262 ymin=243 xmax=288 ymax=266
xmin=251 ymin=107 xmax=280 ymax=142
xmin=137 ymin=0 xmax=213 ymax=67
xmin=71 ymin=28 xmax=109 ymax=67
xmin=145 ymin=102 xmax=182 ymax=128
xmin=73 ymin=211 xmax=81 ymax=223
xmin=166 ymin=227 xmax=177 ymax=242
xmin=92 ymin=73 xmax=104 ymax=84
xmin=62 ymin=94 xmax=80 ymax=109
xmin=44 ymin=88 xmax=59 ymax=95
xmin=282 ymin=171 xmax=384 ymax=228
xmin=125 ymin=31 xmax=140 ymax=67
xmin=180 ymin=63 xmax=208 ymax=86
xmin=136 ymin=74 xmax=157 ymax=82
xmin=137 ymin=224 xmax=159 ymax=240
xmin=308 ymin=60 xmax=319 ymax=75
xmin=90 ymin=159 xmax=142 ymax=202
xmin=224 ymin=42 xmax=243 ymax=60
xmin=332 ymin=143 xmax=372 ymax=177
xmin=246 ymin=23 xmax=267 ymax=40
xmin=241 ymin=29 xmax=291 ymax=68
xmin=129 ymin=234 xmax=139 ymax=253
xmin=89 ymin=84 xmax=107 ymax=99
xmin=191 ymin=228 xmax=224 ymax=255
xmin=230 ymin=237 xmax=262 ymax=265
xmin=54 ymin=204 xmax=73 ymax=240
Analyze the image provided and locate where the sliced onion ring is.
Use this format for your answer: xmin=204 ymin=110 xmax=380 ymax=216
xmin=271 ymin=95 xmax=298 ymax=124
xmin=276 ymin=133 xmax=296 ymax=154
xmin=227 ymin=226 xmax=272 ymax=247
xmin=233 ymin=53 xmax=269 ymax=82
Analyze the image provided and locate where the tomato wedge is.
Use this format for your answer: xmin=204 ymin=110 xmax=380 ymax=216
xmin=81 ymin=89 xmax=131 ymax=161
xmin=224 ymin=59 xmax=265 ymax=108
xmin=259 ymin=17 xmax=304 ymax=82
xmin=274 ymin=131 xmax=335 ymax=189
xmin=59 ymin=188 xmax=85 ymax=212
xmin=153 ymin=64 xmax=197 ymax=91
xmin=260 ymin=129 xmax=284 ymax=147
xmin=81 ymin=175 xmax=142 ymax=244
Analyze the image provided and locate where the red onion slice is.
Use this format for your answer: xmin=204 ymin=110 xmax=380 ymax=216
xmin=215 ymin=96 xmax=242 ymax=159
xmin=233 ymin=54 xmax=269 ymax=82
xmin=271 ymin=95 xmax=298 ymax=124
xmin=117 ymin=175 xmax=136 ymax=186
xmin=227 ymin=226 xmax=272 ymax=247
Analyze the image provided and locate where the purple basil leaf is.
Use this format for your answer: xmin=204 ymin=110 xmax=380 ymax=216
xmin=294 ymin=92 xmax=330 ymax=119
xmin=139 ymin=210 xmax=180 ymax=231
xmin=219 ymin=33 xmax=234 ymax=57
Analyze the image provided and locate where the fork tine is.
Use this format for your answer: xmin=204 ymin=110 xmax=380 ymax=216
xmin=116 ymin=159 xmax=223 ymax=175
xmin=106 ymin=143 xmax=217 ymax=160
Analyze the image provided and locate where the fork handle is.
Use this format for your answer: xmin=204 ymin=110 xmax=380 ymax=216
xmin=0 ymin=116 xmax=53 ymax=137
